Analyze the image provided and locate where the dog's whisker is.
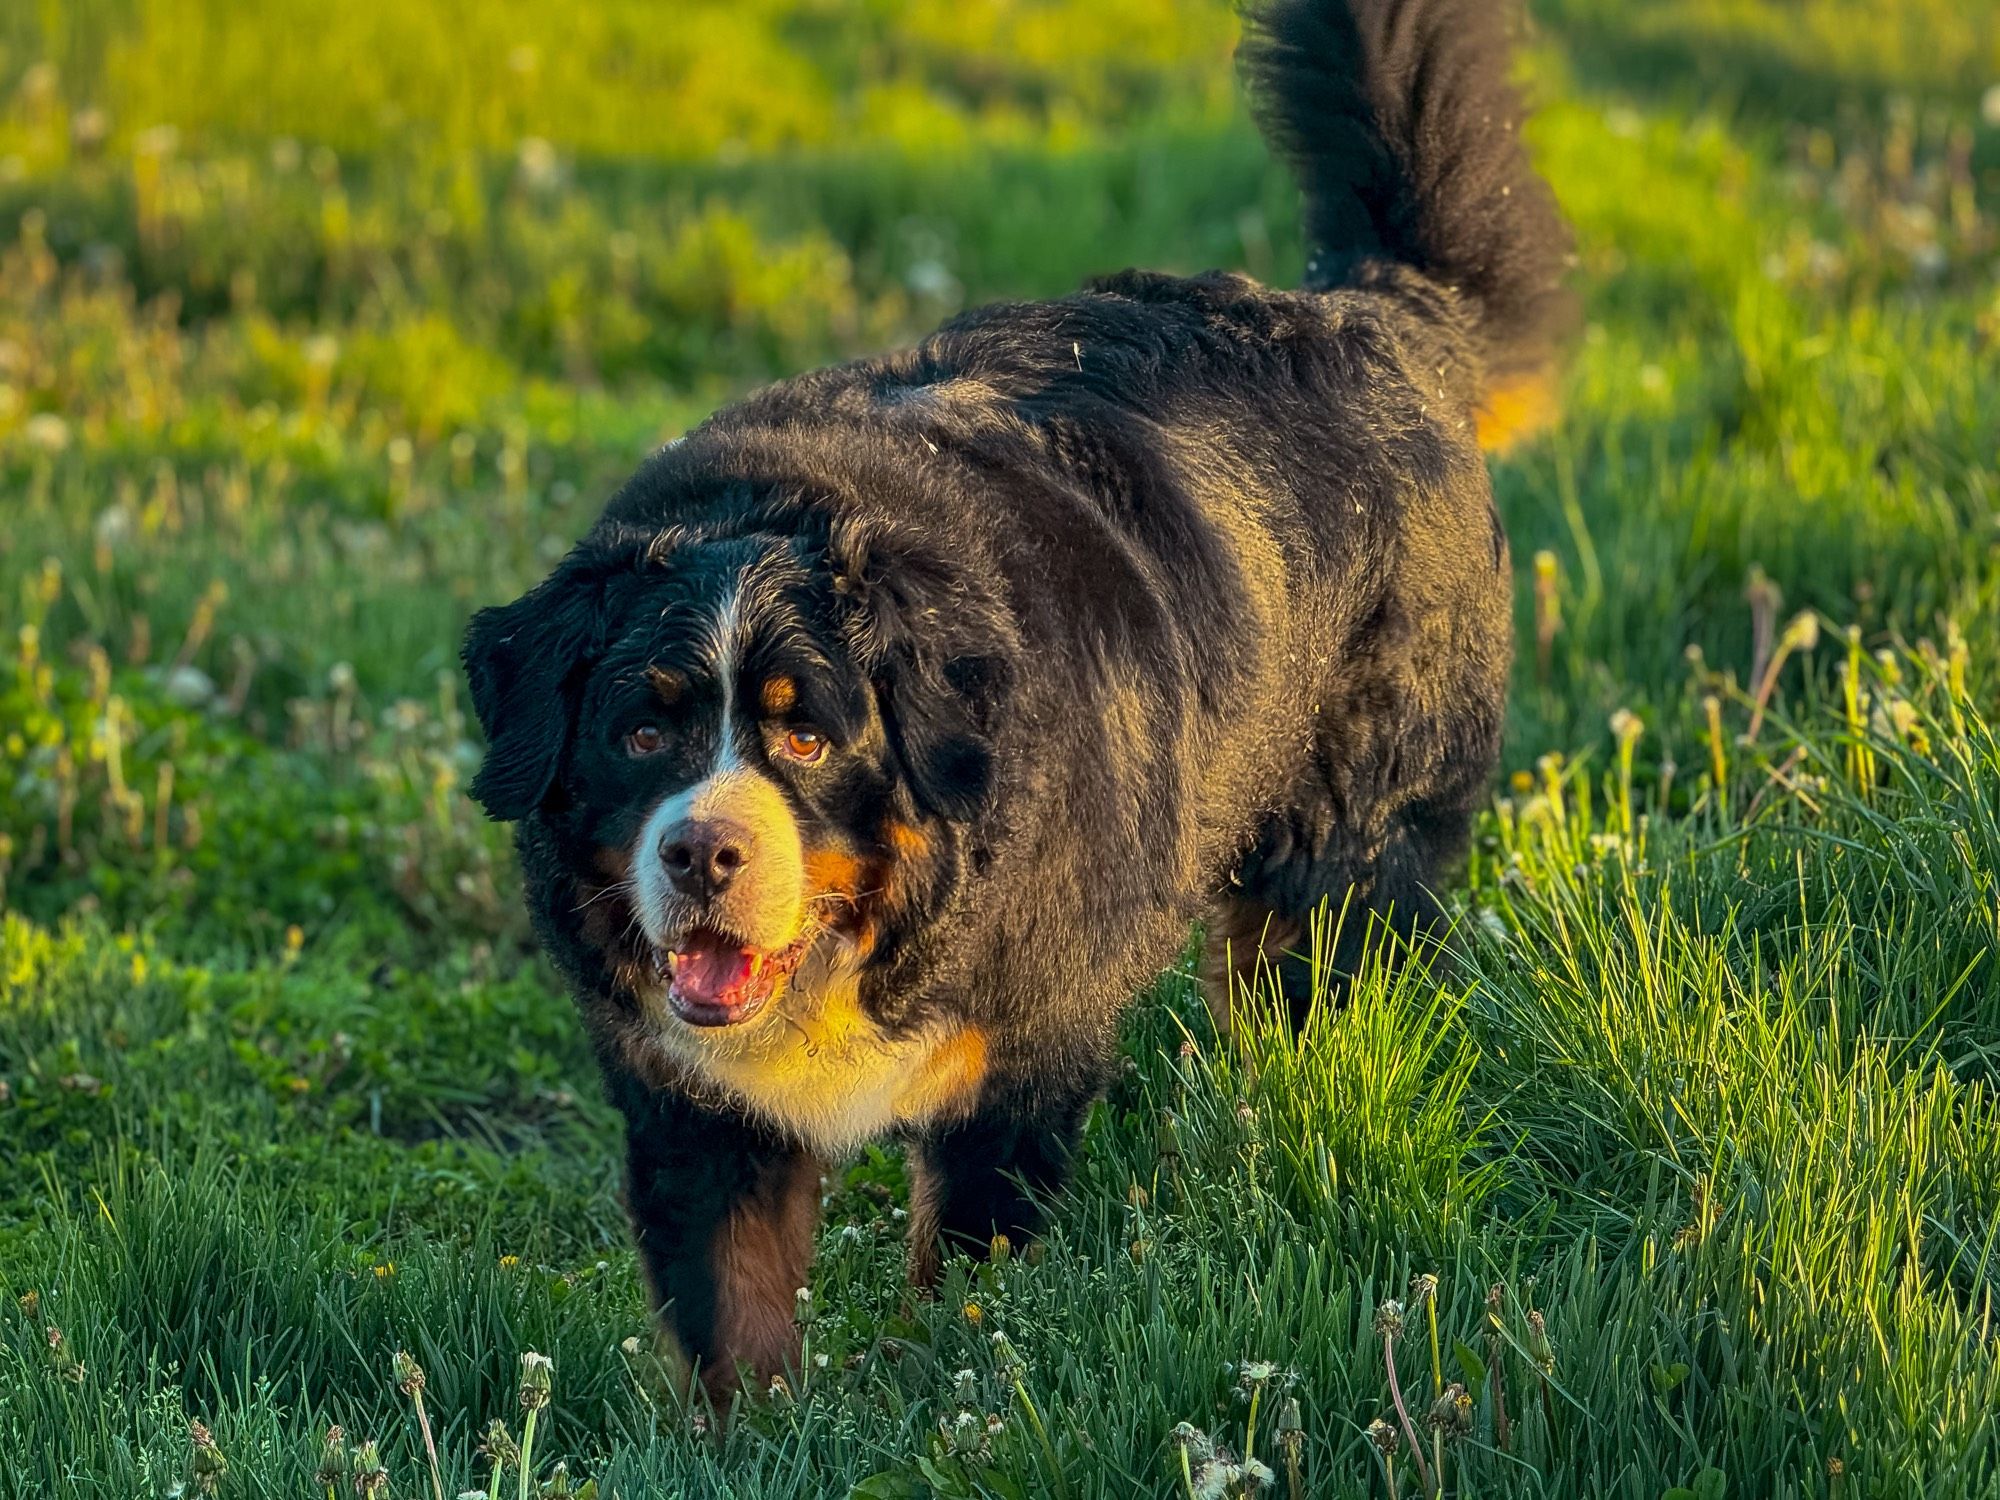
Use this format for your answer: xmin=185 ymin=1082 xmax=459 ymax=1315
xmin=572 ymin=878 xmax=636 ymax=915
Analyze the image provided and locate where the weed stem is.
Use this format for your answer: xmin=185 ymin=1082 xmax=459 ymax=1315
xmin=1383 ymin=1334 xmax=1432 ymax=1495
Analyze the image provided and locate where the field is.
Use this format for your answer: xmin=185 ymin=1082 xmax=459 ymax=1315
xmin=3 ymin=0 xmax=2000 ymax=1494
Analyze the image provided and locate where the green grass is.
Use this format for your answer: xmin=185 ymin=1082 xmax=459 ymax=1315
xmin=3 ymin=1 xmax=2000 ymax=1495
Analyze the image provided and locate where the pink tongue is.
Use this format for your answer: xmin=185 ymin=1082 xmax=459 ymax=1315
xmin=671 ymin=937 xmax=755 ymax=1005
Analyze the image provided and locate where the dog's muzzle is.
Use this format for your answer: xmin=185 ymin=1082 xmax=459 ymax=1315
xmin=634 ymin=770 xmax=810 ymax=1028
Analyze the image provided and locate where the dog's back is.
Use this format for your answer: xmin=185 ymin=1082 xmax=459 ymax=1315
xmin=685 ymin=0 xmax=1578 ymax=1019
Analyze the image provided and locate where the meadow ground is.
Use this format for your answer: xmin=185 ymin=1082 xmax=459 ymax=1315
xmin=3 ymin=1 xmax=2000 ymax=1495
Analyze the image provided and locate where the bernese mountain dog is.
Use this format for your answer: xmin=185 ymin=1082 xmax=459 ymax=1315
xmin=462 ymin=0 xmax=1573 ymax=1402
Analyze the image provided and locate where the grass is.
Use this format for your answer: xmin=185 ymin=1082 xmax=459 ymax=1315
xmin=2 ymin=0 xmax=1999 ymax=1494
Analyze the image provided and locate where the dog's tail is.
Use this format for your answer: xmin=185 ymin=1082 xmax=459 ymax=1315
xmin=1238 ymin=0 xmax=1574 ymax=450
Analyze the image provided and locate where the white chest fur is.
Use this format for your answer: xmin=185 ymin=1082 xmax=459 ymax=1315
xmin=644 ymin=976 xmax=988 ymax=1156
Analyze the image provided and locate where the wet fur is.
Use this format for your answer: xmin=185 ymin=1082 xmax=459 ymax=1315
xmin=462 ymin=0 xmax=1571 ymax=1404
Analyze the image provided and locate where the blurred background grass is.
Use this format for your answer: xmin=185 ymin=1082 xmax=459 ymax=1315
xmin=2 ymin=1 xmax=2000 ymax=1496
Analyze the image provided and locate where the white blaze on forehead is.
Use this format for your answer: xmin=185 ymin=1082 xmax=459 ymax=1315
xmin=710 ymin=579 xmax=751 ymax=771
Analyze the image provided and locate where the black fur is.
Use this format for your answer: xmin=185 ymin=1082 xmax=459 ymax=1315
xmin=1239 ymin=0 xmax=1575 ymax=382
xmin=461 ymin=0 xmax=1571 ymax=1402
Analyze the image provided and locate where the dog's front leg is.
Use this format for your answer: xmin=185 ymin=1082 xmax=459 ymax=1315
xmin=904 ymin=1086 xmax=1099 ymax=1286
xmin=620 ymin=1088 xmax=822 ymax=1404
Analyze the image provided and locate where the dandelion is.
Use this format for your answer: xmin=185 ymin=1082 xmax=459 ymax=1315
xmin=939 ymin=1405 xmax=994 ymax=1463
xmin=994 ymin=1332 xmax=1063 ymax=1497
xmin=24 ymin=412 xmax=70 ymax=452
xmin=1408 ymin=1273 xmax=1443 ymax=1400
xmin=1525 ymin=1310 xmax=1554 ymax=1373
xmin=1373 ymin=1300 xmax=1430 ymax=1495
xmin=316 ymin=1426 xmax=351 ymax=1500
xmin=1237 ymin=1358 xmax=1281 ymax=1469
xmin=1747 ymin=609 xmax=1820 ymax=740
xmin=1170 ymin=1422 xmax=1216 ymax=1498
xmin=393 ymin=1350 xmax=446 ymax=1500
xmin=516 ymin=137 xmax=562 ymax=192
xmin=1609 ymin=707 xmax=1644 ymax=832
xmin=162 ymin=664 xmax=216 ymax=708
xmin=481 ymin=1419 xmax=519 ymax=1500
xmin=1365 ymin=1416 xmax=1403 ymax=1499
xmin=991 ymin=1332 xmax=1027 ymax=1389
xmin=516 ymin=1352 xmax=552 ymax=1500
xmin=1427 ymin=1382 xmax=1473 ymax=1440
xmin=1526 ymin=1309 xmax=1558 ymax=1446
xmin=518 ymin=1350 xmax=553 ymax=1410
xmin=1743 ymin=565 xmax=1780 ymax=690
xmin=1533 ymin=550 xmax=1562 ymax=681
xmin=962 ymin=1301 xmax=983 ymax=1326
xmin=1702 ymin=694 xmax=1728 ymax=808
xmin=1275 ymin=1396 xmax=1305 ymax=1500
xmin=44 ymin=1324 xmax=86 ymax=1382
xmin=352 ymin=1438 xmax=388 ymax=1498
xmin=187 ymin=1420 xmax=228 ymax=1496
xmin=1373 ymin=1299 xmax=1404 ymax=1340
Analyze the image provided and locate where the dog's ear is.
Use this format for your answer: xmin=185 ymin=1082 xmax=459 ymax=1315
xmin=461 ymin=562 xmax=608 ymax=822
xmin=878 ymin=653 xmax=1007 ymax=825
xmin=830 ymin=515 xmax=1012 ymax=826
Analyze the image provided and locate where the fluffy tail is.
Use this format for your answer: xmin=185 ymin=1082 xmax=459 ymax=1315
xmin=1239 ymin=0 xmax=1575 ymax=449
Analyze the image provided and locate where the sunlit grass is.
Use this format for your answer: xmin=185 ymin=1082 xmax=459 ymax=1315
xmin=2 ymin=0 xmax=1999 ymax=1493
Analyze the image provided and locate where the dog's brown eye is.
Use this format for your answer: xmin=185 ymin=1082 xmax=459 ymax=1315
xmin=782 ymin=728 xmax=826 ymax=763
xmin=627 ymin=724 xmax=665 ymax=755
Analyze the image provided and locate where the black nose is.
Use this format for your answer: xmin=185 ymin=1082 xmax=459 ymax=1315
xmin=659 ymin=819 xmax=750 ymax=901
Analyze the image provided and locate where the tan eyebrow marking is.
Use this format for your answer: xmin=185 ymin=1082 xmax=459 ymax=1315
xmin=759 ymin=676 xmax=798 ymax=715
xmin=646 ymin=666 xmax=686 ymax=705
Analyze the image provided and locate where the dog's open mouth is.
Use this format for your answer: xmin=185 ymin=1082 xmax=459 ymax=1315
xmin=653 ymin=925 xmax=815 ymax=1028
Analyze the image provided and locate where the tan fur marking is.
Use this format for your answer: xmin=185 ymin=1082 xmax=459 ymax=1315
xmin=803 ymin=845 xmax=867 ymax=904
xmin=708 ymin=1154 xmax=821 ymax=1398
xmin=893 ymin=1025 xmax=987 ymax=1124
xmin=905 ymin=1155 xmax=948 ymax=1289
xmin=646 ymin=666 xmax=687 ymax=705
xmin=881 ymin=819 xmax=930 ymax=861
xmin=1475 ymin=370 xmax=1559 ymax=453
xmin=759 ymin=676 xmax=798 ymax=715
xmin=1199 ymin=898 xmax=1305 ymax=1033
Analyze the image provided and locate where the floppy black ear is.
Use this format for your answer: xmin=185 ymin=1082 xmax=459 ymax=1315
xmin=460 ymin=565 xmax=607 ymax=821
xmin=879 ymin=654 xmax=1005 ymax=825
xmin=828 ymin=514 xmax=1014 ymax=826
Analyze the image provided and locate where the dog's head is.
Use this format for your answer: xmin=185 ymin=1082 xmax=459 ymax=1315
xmin=461 ymin=470 xmax=1012 ymax=1032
